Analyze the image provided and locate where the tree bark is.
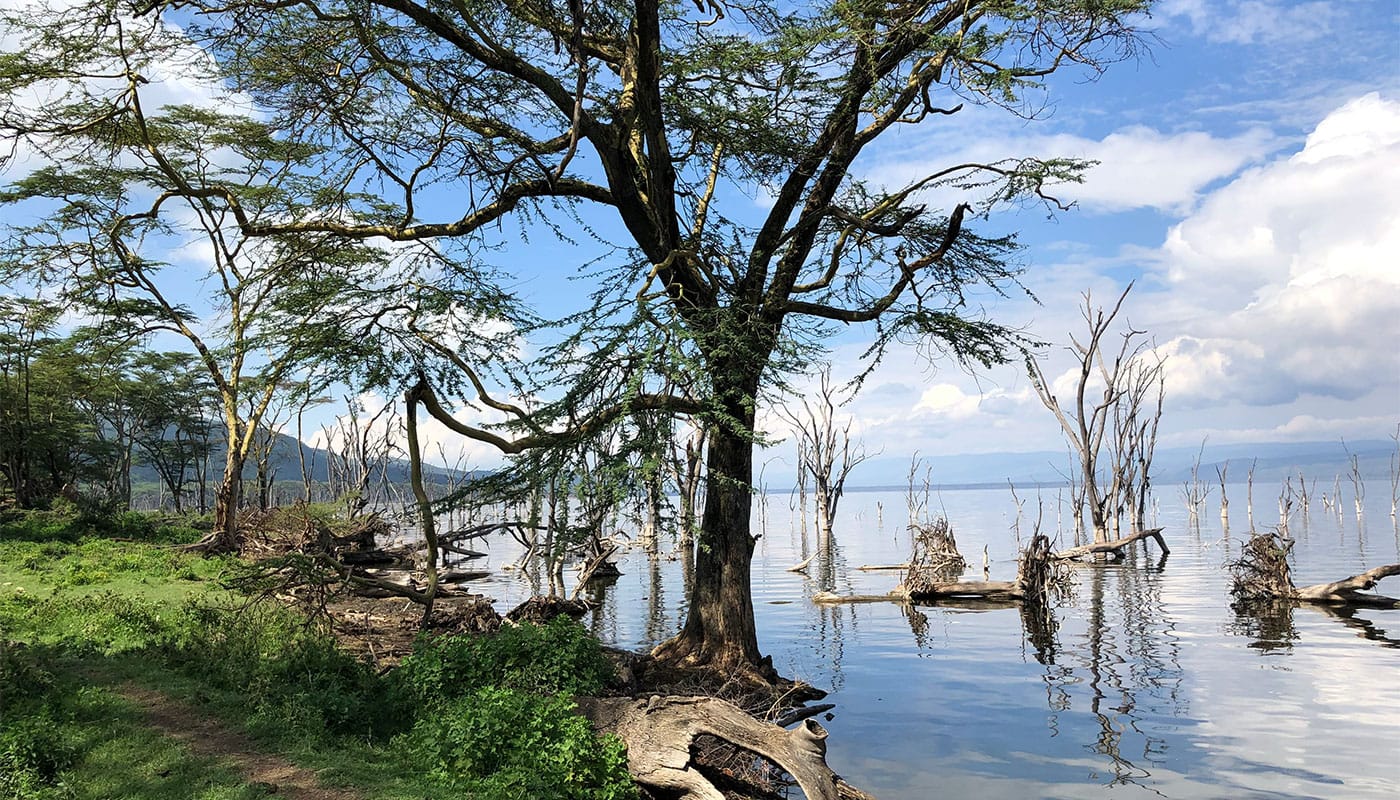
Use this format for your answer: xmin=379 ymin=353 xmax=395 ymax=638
xmin=1294 ymin=564 xmax=1400 ymax=607
xmin=651 ymin=414 xmax=765 ymax=676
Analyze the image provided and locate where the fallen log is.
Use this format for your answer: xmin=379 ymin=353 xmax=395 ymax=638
xmin=575 ymin=695 xmax=876 ymax=800
xmin=816 ymin=534 xmax=1060 ymax=606
xmin=1293 ymin=564 xmax=1400 ymax=608
xmin=1230 ymin=531 xmax=1400 ymax=608
xmin=1052 ymin=528 xmax=1168 ymax=561
xmin=855 ymin=563 xmax=909 ymax=571
xmin=438 ymin=568 xmax=490 ymax=584
xmin=786 ymin=551 xmax=817 ymax=573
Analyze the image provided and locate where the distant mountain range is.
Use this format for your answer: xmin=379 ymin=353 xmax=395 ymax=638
xmin=130 ymin=427 xmax=1395 ymax=496
xmin=128 ymin=427 xmax=476 ymax=488
xmin=828 ymin=438 xmax=1397 ymax=491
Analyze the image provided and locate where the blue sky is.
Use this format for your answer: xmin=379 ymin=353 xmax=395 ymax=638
xmin=3 ymin=0 xmax=1397 ymax=474
xmin=785 ymin=0 xmax=1400 ymax=470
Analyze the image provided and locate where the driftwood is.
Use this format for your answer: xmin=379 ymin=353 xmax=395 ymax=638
xmin=1052 ymin=527 xmax=1168 ymax=561
xmin=1230 ymin=531 xmax=1400 ymax=608
xmin=575 ymin=695 xmax=875 ymax=800
xmin=814 ymin=535 xmax=1063 ymax=606
xmin=1293 ymin=564 xmax=1400 ymax=606
xmin=438 ymin=568 xmax=490 ymax=584
xmin=786 ymin=551 xmax=817 ymax=572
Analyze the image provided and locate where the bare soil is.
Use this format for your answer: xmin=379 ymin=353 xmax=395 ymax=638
xmin=118 ymin=684 xmax=361 ymax=800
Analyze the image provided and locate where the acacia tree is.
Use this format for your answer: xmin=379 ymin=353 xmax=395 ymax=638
xmin=2 ymin=0 xmax=1149 ymax=673
xmin=0 ymin=7 xmax=404 ymax=549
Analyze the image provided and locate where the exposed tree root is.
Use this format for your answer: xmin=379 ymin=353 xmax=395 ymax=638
xmin=576 ymin=695 xmax=876 ymax=800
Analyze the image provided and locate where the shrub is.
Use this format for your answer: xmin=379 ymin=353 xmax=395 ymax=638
xmin=395 ymin=617 xmax=615 ymax=705
xmin=0 ymin=647 xmax=77 ymax=796
xmin=160 ymin=602 xmax=407 ymax=741
xmin=397 ymin=687 xmax=634 ymax=800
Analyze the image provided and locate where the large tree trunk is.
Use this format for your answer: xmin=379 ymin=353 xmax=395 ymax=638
xmin=652 ymin=368 xmax=766 ymax=677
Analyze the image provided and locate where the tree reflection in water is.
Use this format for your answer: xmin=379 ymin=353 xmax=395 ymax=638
xmin=1051 ymin=550 xmax=1184 ymax=790
xmin=1229 ymin=599 xmax=1400 ymax=650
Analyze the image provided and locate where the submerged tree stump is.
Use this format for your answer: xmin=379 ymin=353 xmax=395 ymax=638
xmin=575 ymin=695 xmax=875 ymax=800
xmin=1230 ymin=531 xmax=1400 ymax=608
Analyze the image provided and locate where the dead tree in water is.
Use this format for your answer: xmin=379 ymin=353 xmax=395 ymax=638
xmin=1230 ymin=530 xmax=1400 ymax=609
xmin=1181 ymin=441 xmax=1212 ymax=526
xmin=780 ymin=369 xmax=871 ymax=547
xmin=1028 ymin=284 xmax=1165 ymax=545
xmin=1216 ymin=463 xmax=1230 ymax=533
xmin=1390 ymin=424 xmax=1399 ymax=519
xmin=901 ymin=518 xmax=967 ymax=592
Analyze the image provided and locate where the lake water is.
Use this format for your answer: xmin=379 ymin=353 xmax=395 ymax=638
xmin=461 ymin=482 xmax=1400 ymax=799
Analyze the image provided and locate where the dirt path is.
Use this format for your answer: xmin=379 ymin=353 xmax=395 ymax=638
xmin=118 ymin=684 xmax=361 ymax=800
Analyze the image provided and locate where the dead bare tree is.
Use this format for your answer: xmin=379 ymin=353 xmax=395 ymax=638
xmin=779 ymin=369 xmax=872 ymax=547
xmin=1346 ymin=445 xmax=1365 ymax=520
xmin=1390 ymin=424 xmax=1399 ymax=520
xmin=1181 ymin=441 xmax=1213 ymax=526
xmin=1247 ymin=459 xmax=1258 ymax=529
xmin=1216 ymin=463 xmax=1230 ymax=533
xmin=676 ymin=426 xmax=706 ymax=546
xmin=1028 ymin=283 xmax=1166 ymax=544
xmin=322 ymin=395 xmax=401 ymax=518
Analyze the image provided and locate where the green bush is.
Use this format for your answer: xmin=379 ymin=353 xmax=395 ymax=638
xmin=0 ymin=647 xmax=77 ymax=797
xmin=160 ymin=602 xmax=406 ymax=742
xmin=395 ymin=617 xmax=615 ymax=704
xmin=397 ymin=687 xmax=634 ymax=800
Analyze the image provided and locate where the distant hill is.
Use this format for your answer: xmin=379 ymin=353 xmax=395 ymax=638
xmin=128 ymin=427 xmax=478 ymax=488
xmin=831 ymin=439 xmax=1396 ymax=491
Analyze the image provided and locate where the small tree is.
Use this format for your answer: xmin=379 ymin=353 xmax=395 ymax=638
xmin=1028 ymin=284 xmax=1165 ymax=543
xmin=779 ymin=368 xmax=871 ymax=547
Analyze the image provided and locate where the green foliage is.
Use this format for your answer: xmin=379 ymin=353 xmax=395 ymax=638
xmin=395 ymin=617 xmax=616 ymax=704
xmin=389 ymin=619 xmax=632 ymax=799
xmin=159 ymin=602 xmax=405 ymax=742
xmin=0 ymin=647 xmax=77 ymax=797
xmin=396 ymin=687 xmax=635 ymax=800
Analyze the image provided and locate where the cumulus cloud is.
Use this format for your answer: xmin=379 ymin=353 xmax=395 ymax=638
xmin=811 ymin=94 xmax=1399 ymax=461
xmin=1142 ymin=93 xmax=1400 ymax=415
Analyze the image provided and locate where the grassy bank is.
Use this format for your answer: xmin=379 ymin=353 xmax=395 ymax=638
xmin=0 ymin=507 xmax=635 ymax=800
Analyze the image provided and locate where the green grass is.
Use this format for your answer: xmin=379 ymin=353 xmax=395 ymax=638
xmin=0 ymin=507 xmax=637 ymax=800
xmin=1 ymin=647 xmax=276 ymax=800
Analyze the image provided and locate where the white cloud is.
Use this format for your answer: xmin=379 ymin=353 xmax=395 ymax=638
xmin=814 ymin=93 xmax=1399 ymax=463
xmin=1155 ymin=0 xmax=1338 ymax=45
xmin=913 ymin=383 xmax=982 ymax=419
xmin=1142 ymin=93 xmax=1400 ymax=415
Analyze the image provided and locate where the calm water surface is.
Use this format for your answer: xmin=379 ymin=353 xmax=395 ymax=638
xmin=461 ymin=484 xmax=1400 ymax=799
